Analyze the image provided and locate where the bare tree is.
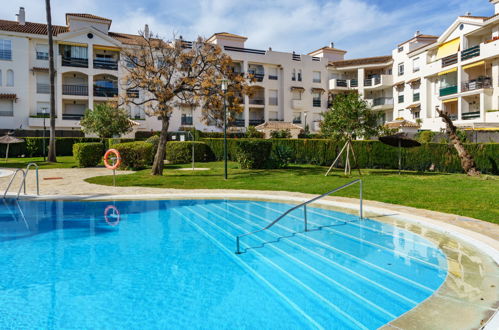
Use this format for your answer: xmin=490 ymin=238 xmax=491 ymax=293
xmin=45 ymin=0 xmax=57 ymax=162
xmin=436 ymin=108 xmax=480 ymax=176
xmin=121 ymin=33 xmax=250 ymax=175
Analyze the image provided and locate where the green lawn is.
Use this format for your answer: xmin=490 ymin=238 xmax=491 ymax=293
xmin=0 ymin=156 xmax=78 ymax=169
xmin=85 ymin=161 xmax=499 ymax=224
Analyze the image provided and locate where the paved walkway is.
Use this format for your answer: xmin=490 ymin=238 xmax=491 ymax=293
xmin=1 ymin=167 xmax=498 ymax=245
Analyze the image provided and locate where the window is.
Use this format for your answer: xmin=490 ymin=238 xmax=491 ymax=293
xmin=0 ymin=100 xmax=14 ymax=116
xmin=36 ymin=44 xmax=49 ymax=60
xmin=413 ymin=88 xmax=420 ymax=102
xmin=0 ymin=39 xmax=12 ymax=60
xmin=292 ymin=90 xmax=302 ymax=100
xmin=397 ymin=109 xmax=404 ymax=118
xmin=398 ymin=92 xmax=404 ymax=103
xmin=268 ymin=67 xmax=278 ymax=80
xmin=297 ymin=69 xmax=302 ymax=82
xmin=413 ymin=111 xmax=420 ymax=119
xmin=6 ymin=70 xmax=14 ymax=86
xmin=398 ymin=45 xmax=404 ymax=52
xmin=59 ymin=45 xmax=88 ymax=59
xmin=269 ymin=111 xmax=279 ymax=121
xmin=0 ymin=69 xmax=2 ymax=86
xmin=292 ymin=112 xmax=301 ymax=124
xmin=312 ymin=92 xmax=321 ymax=107
xmin=292 ymin=69 xmax=296 ymax=81
xmin=313 ymin=71 xmax=321 ymax=83
xmin=268 ymin=89 xmax=278 ymax=106
xmin=398 ymin=63 xmax=404 ymax=76
xmin=412 ymin=57 xmax=420 ymax=72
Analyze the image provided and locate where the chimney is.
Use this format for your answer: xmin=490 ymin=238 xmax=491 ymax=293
xmin=330 ymin=42 xmax=335 ymax=48
xmin=414 ymin=30 xmax=421 ymax=37
xmin=465 ymin=12 xmax=472 ymax=16
xmin=144 ymin=24 xmax=150 ymax=39
xmin=16 ymin=7 xmax=25 ymax=25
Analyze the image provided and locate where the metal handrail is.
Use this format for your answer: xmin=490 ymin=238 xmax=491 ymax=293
xmin=3 ymin=169 xmax=26 ymax=199
xmin=17 ymin=163 xmax=39 ymax=198
xmin=235 ymin=179 xmax=363 ymax=254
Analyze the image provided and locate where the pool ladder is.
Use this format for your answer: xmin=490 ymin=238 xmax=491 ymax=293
xmin=235 ymin=179 xmax=363 ymax=254
xmin=3 ymin=163 xmax=39 ymax=199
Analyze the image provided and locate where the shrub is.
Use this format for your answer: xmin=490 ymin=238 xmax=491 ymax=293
xmin=415 ymin=131 xmax=436 ymax=143
xmin=271 ymin=144 xmax=293 ymax=168
xmin=235 ymin=139 xmax=272 ymax=169
xmin=270 ymin=129 xmax=292 ymax=139
xmin=146 ymin=135 xmax=161 ymax=162
xmin=73 ymin=142 xmax=104 ymax=167
xmin=112 ymin=141 xmax=153 ymax=170
xmin=245 ymin=126 xmax=264 ymax=138
xmin=165 ymin=141 xmax=213 ymax=163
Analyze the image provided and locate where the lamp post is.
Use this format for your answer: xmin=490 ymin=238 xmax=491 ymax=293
xmin=221 ymin=79 xmax=228 ymax=180
xmin=42 ymin=108 xmax=47 ymax=161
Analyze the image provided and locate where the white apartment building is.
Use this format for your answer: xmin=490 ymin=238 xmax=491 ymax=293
xmin=0 ymin=9 xmax=343 ymax=136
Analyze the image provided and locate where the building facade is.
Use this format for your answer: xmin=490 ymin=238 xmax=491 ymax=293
xmin=1 ymin=1 xmax=498 ymax=137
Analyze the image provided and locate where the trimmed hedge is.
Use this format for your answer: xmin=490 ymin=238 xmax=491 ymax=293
xmin=234 ymin=139 xmax=273 ymax=169
xmin=73 ymin=143 xmax=104 ymax=167
xmin=112 ymin=141 xmax=153 ymax=170
xmin=202 ymin=138 xmax=499 ymax=174
xmin=165 ymin=141 xmax=214 ymax=164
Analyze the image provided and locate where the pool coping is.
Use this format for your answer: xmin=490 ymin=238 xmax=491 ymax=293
xmin=8 ymin=191 xmax=499 ymax=329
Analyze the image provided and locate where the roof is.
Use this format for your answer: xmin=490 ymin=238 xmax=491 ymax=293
xmin=0 ymin=94 xmax=17 ymax=100
xmin=407 ymin=41 xmax=437 ymax=55
xmin=329 ymin=55 xmax=392 ymax=68
xmin=385 ymin=120 xmax=420 ymax=128
xmin=406 ymin=77 xmax=421 ymax=84
xmin=458 ymin=15 xmax=489 ymax=20
xmin=66 ymin=13 xmax=112 ymax=25
xmin=406 ymin=103 xmax=421 ymax=110
xmin=207 ymin=32 xmax=247 ymax=41
xmin=255 ymin=121 xmax=303 ymax=130
xmin=290 ymin=86 xmax=305 ymax=91
xmin=0 ymin=19 xmax=68 ymax=35
xmin=398 ymin=34 xmax=438 ymax=47
xmin=308 ymin=46 xmax=347 ymax=55
xmin=108 ymin=32 xmax=146 ymax=45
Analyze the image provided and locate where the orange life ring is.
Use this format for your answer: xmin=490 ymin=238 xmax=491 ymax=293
xmin=104 ymin=205 xmax=120 ymax=226
xmin=104 ymin=149 xmax=121 ymax=170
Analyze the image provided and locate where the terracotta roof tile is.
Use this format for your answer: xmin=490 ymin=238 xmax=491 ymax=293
xmin=329 ymin=55 xmax=392 ymax=68
xmin=398 ymin=34 xmax=438 ymax=47
xmin=308 ymin=46 xmax=347 ymax=55
xmin=66 ymin=13 xmax=112 ymax=25
xmin=0 ymin=19 xmax=68 ymax=35
xmin=208 ymin=32 xmax=247 ymax=40
xmin=385 ymin=120 xmax=420 ymax=128
xmin=255 ymin=121 xmax=303 ymax=130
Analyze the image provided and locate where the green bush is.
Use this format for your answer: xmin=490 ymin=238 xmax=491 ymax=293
xmin=73 ymin=142 xmax=104 ymax=167
xmin=270 ymin=129 xmax=292 ymax=139
xmin=235 ymin=139 xmax=272 ymax=169
xmin=245 ymin=126 xmax=264 ymax=138
xmin=165 ymin=141 xmax=213 ymax=164
xmin=415 ymin=131 xmax=436 ymax=143
xmin=146 ymin=135 xmax=161 ymax=162
xmin=112 ymin=141 xmax=153 ymax=170
xmin=271 ymin=144 xmax=293 ymax=168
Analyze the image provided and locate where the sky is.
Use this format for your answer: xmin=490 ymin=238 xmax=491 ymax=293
xmin=0 ymin=0 xmax=494 ymax=58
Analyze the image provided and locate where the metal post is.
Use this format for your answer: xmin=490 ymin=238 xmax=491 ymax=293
xmin=191 ymin=131 xmax=195 ymax=170
xmin=223 ymin=94 xmax=228 ymax=180
xmin=42 ymin=114 xmax=46 ymax=162
xmin=398 ymin=139 xmax=401 ymax=175
xmin=304 ymin=204 xmax=308 ymax=232
xmin=113 ymin=169 xmax=116 ymax=187
xmin=236 ymin=236 xmax=241 ymax=254
xmin=359 ymin=180 xmax=363 ymax=220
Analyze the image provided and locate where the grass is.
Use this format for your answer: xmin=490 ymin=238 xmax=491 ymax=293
xmin=85 ymin=161 xmax=499 ymax=224
xmin=0 ymin=156 xmax=78 ymax=169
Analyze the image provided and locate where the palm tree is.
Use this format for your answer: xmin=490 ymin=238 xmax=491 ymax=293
xmin=45 ymin=0 xmax=57 ymax=162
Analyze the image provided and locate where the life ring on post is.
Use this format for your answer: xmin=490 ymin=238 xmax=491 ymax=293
xmin=104 ymin=149 xmax=121 ymax=170
xmin=104 ymin=205 xmax=120 ymax=226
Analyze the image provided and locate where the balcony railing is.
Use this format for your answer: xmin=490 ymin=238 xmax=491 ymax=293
xmin=336 ymin=79 xmax=348 ymax=87
xmin=223 ymin=46 xmax=266 ymax=55
xmin=292 ymin=53 xmax=301 ymax=61
xmin=350 ymin=79 xmax=358 ymax=88
xmin=461 ymin=45 xmax=480 ymax=61
xmin=36 ymin=52 xmax=48 ymax=60
xmin=0 ymin=49 xmax=12 ymax=60
xmin=249 ymin=98 xmax=264 ymax=105
xmin=249 ymin=119 xmax=264 ymax=126
xmin=313 ymin=100 xmax=321 ymax=107
xmin=93 ymin=59 xmax=118 ymax=70
xmin=461 ymin=78 xmax=492 ymax=92
xmin=232 ymin=119 xmax=245 ymax=127
xmin=441 ymin=53 xmax=458 ymax=67
xmin=248 ymin=71 xmax=264 ymax=82
xmin=37 ymin=83 xmax=50 ymax=94
xmin=413 ymin=93 xmax=420 ymax=102
xmin=62 ymin=57 xmax=88 ymax=68
xmin=439 ymin=85 xmax=458 ymax=96
xmin=62 ymin=113 xmax=84 ymax=120
xmin=292 ymin=119 xmax=302 ymax=124
xmin=372 ymin=97 xmax=394 ymax=107
xmin=94 ymin=86 xmax=118 ymax=97
xmin=364 ymin=78 xmax=372 ymax=87
xmin=63 ymin=84 xmax=88 ymax=96
xmin=268 ymin=75 xmax=278 ymax=80
xmin=181 ymin=116 xmax=193 ymax=125
xmin=462 ymin=111 xmax=480 ymax=120
xmin=127 ymin=89 xmax=140 ymax=98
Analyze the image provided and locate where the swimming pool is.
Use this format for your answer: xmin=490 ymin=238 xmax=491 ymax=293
xmin=0 ymin=198 xmax=448 ymax=329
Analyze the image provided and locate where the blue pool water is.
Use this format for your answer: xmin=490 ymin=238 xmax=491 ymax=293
xmin=0 ymin=199 xmax=448 ymax=329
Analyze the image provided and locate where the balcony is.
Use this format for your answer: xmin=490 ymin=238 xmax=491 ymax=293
xmin=62 ymin=113 xmax=84 ymax=120
xmin=461 ymin=45 xmax=480 ymax=61
xmin=249 ymin=119 xmax=264 ymax=126
xmin=462 ymin=111 xmax=480 ymax=120
xmin=249 ymin=98 xmax=264 ymax=105
xmin=37 ymin=83 xmax=50 ymax=94
xmin=363 ymin=75 xmax=393 ymax=89
xmin=439 ymin=85 xmax=458 ymax=97
xmin=93 ymin=59 xmax=118 ymax=70
xmin=94 ymin=86 xmax=118 ymax=97
xmin=329 ymin=78 xmax=350 ymax=90
xmin=413 ymin=93 xmax=420 ymax=102
xmin=350 ymin=79 xmax=358 ymax=88
xmin=63 ymin=84 xmax=88 ymax=96
xmin=441 ymin=53 xmax=458 ymax=68
xmin=232 ymin=119 xmax=245 ymax=127
xmin=313 ymin=100 xmax=321 ymax=107
xmin=62 ymin=57 xmax=88 ymax=68
xmin=372 ymin=97 xmax=394 ymax=107
xmin=461 ymin=78 xmax=492 ymax=92
xmin=292 ymin=99 xmax=306 ymax=109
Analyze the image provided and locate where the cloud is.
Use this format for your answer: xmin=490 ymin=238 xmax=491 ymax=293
xmin=1 ymin=0 xmax=494 ymax=58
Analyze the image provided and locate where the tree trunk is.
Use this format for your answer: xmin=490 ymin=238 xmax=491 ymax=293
xmin=437 ymin=109 xmax=480 ymax=176
xmin=45 ymin=0 xmax=57 ymax=162
xmin=151 ymin=117 xmax=170 ymax=175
